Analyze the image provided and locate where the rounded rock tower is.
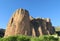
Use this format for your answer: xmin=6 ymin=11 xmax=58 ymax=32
xmin=4 ymin=8 xmax=30 ymax=37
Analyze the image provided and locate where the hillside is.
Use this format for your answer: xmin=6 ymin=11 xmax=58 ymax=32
xmin=55 ymin=26 xmax=60 ymax=31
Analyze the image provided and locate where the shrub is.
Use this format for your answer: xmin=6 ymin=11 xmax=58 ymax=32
xmin=0 ymin=36 xmax=17 ymax=41
xmin=30 ymin=37 xmax=40 ymax=41
xmin=39 ymin=35 xmax=59 ymax=41
xmin=17 ymin=35 xmax=30 ymax=41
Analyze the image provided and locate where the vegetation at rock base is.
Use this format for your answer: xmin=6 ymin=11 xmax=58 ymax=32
xmin=0 ymin=35 xmax=59 ymax=41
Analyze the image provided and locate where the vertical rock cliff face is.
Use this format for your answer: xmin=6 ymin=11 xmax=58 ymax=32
xmin=30 ymin=17 xmax=55 ymax=37
xmin=4 ymin=8 xmax=55 ymax=37
xmin=4 ymin=9 xmax=30 ymax=37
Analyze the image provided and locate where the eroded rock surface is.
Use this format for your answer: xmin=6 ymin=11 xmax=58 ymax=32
xmin=30 ymin=18 xmax=55 ymax=37
xmin=4 ymin=9 xmax=30 ymax=37
xmin=4 ymin=8 xmax=55 ymax=37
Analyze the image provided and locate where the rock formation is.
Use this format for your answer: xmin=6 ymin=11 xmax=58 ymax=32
xmin=30 ymin=18 xmax=55 ymax=37
xmin=4 ymin=8 xmax=55 ymax=37
xmin=4 ymin=9 xmax=31 ymax=37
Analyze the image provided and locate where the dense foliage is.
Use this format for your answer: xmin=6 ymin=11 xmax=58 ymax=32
xmin=0 ymin=29 xmax=5 ymax=37
xmin=0 ymin=35 xmax=59 ymax=41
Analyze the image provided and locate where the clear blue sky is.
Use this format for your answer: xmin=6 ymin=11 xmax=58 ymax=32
xmin=0 ymin=0 xmax=60 ymax=29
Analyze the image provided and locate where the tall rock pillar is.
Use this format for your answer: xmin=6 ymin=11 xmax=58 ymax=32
xmin=4 ymin=8 xmax=30 ymax=37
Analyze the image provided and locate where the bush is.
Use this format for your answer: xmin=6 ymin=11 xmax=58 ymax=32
xmin=0 ymin=36 xmax=17 ymax=41
xmin=39 ymin=35 xmax=59 ymax=41
xmin=49 ymin=36 xmax=58 ymax=41
xmin=30 ymin=37 xmax=40 ymax=41
xmin=17 ymin=35 xmax=30 ymax=41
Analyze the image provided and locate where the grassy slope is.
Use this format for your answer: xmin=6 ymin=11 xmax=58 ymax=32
xmin=55 ymin=26 xmax=60 ymax=31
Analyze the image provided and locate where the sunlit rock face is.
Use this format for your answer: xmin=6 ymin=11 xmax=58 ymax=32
xmin=4 ymin=8 xmax=55 ymax=37
xmin=4 ymin=8 xmax=31 ymax=37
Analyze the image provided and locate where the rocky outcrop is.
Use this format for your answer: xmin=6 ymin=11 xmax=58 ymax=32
xmin=4 ymin=8 xmax=55 ymax=37
xmin=4 ymin=9 xmax=31 ymax=37
xmin=30 ymin=18 xmax=55 ymax=36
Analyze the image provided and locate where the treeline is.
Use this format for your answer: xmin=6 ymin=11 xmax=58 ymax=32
xmin=0 ymin=29 xmax=5 ymax=37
